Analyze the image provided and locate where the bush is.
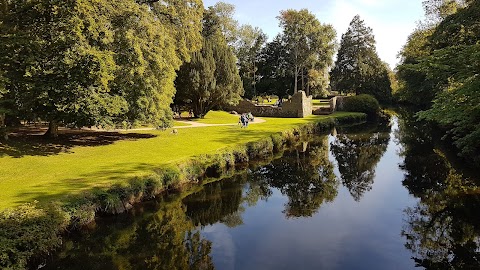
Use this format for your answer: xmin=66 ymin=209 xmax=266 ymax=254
xmin=343 ymin=94 xmax=380 ymax=116
xmin=271 ymin=133 xmax=285 ymax=152
xmin=0 ymin=203 xmax=69 ymax=270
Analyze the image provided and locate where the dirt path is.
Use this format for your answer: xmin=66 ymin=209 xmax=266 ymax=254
xmin=174 ymin=117 xmax=266 ymax=129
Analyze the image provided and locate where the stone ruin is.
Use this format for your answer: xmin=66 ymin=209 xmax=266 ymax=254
xmin=227 ymin=91 xmax=312 ymax=118
xmin=227 ymin=91 xmax=338 ymax=118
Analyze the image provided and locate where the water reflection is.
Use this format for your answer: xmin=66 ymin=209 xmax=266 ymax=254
xmin=331 ymin=119 xmax=391 ymax=201
xmin=44 ymin=111 xmax=480 ymax=270
xmin=45 ymin=200 xmax=214 ymax=270
xmin=397 ymin=109 xmax=480 ymax=269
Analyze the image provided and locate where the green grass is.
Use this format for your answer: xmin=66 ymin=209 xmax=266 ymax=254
xmin=192 ymin=110 xmax=240 ymax=124
xmin=260 ymin=98 xmax=277 ymax=105
xmin=312 ymin=99 xmax=331 ymax=107
xmin=0 ymin=112 xmax=363 ymax=209
xmin=173 ymin=121 xmax=191 ymax=127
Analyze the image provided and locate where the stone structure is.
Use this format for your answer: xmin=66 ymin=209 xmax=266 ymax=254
xmin=228 ymin=91 xmax=312 ymax=118
xmin=227 ymin=91 xmax=342 ymax=118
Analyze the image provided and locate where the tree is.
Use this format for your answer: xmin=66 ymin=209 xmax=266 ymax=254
xmin=330 ymin=15 xmax=392 ymax=103
xmin=208 ymin=2 xmax=239 ymax=46
xmin=175 ymin=9 xmax=243 ymax=117
xmin=256 ymin=36 xmax=294 ymax=97
xmin=0 ymin=0 xmax=203 ymax=137
xmin=397 ymin=0 xmax=480 ymax=165
xmin=278 ymin=9 xmax=336 ymax=95
xmin=145 ymin=0 xmax=204 ymax=63
xmin=235 ymin=25 xmax=267 ymax=98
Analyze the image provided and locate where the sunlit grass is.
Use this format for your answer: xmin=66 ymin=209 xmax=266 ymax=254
xmin=312 ymin=99 xmax=330 ymax=107
xmin=0 ymin=112 xmax=362 ymax=209
xmin=192 ymin=111 xmax=240 ymax=124
xmin=173 ymin=121 xmax=191 ymax=127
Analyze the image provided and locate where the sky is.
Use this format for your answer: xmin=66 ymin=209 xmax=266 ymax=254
xmin=203 ymin=0 xmax=426 ymax=69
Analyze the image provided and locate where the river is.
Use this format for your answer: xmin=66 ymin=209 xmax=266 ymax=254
xmin=42 ymin=111 xmax=480 ymax=270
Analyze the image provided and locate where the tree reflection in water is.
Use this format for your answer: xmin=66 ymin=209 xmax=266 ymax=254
xmin=249 ymin=136 xmax=339 ymax=218
xmin=330 ymin=119 xmax=391 ymax=202
xmin=398 ymin=109 xmax=480 ymax=269
xmin=45 ymin=200 xmax=214 ymax=270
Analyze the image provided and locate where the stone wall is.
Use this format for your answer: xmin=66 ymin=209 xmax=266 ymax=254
xmin=227 ymin=91 xmax=313 ymax=118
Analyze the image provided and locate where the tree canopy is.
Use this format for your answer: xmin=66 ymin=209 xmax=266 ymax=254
xmin=174 ymin=8 xmax=243 ymax=117
xmin=277 ymin=9 xmax=336 ymax=95
xmin=0 ymin=0 xmax=203 ymax=136
xmin=330 ymin=15 xmax=392 ymax=103
xmin=396 ymin=0 xmax=480 ymax=166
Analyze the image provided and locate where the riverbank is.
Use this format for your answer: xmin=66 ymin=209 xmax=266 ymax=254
xmin=0 ymin=112 xmax=365 ymax=269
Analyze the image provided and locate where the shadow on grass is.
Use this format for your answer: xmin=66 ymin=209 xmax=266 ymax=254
xmin=0 ymin=127 xmax=156 ymax=158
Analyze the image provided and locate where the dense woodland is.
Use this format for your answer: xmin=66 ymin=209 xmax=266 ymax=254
xmin=0 ymin=0 xmax=479 ymax=163
xmin=396 ymin=0 xmax=479 ymax=166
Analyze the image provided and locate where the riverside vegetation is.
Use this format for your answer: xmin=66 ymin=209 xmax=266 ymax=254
xmin=0 ymin=111 xmax=365 ymax=269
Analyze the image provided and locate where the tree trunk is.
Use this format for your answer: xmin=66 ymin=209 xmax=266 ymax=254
xmin=301 ymin=68 xmax=304 ymax=92
xmin=253 ymin=61 xmax=256 ymax=97
xmin=294 ymin=65 xmax=298 ymax=93
xmin=44 ymin=120 xmax=59 ymax=139
xmin=306 ymin=79 xmax=310 ymax=96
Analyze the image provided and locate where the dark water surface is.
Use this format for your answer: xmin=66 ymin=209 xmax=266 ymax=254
xmin=43 ymin=112 xmax=480 ymax=270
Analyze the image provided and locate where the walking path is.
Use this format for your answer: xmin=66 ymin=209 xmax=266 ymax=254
xmin=174 ymin=117 xmax=266 ymax=129
xmin=78 ymin=117 xmax=266 ymax=132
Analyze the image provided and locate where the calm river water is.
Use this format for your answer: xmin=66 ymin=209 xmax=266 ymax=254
xmin=43 ymin=111 xmax=480 ymax=270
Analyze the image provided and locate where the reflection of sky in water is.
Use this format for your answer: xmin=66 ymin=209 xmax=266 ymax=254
xmin=201 ymin=120 xmax=419 ymax=270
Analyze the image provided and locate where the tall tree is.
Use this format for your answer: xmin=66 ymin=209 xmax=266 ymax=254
xmin=175 ymin=9 xmax=243 ymax=117
xmin=256 ymin=36 xmax=294 ymax=97
xmin=235 ymin=25 xmax=267 ymax=98
xmin=330 ymin=15 xmax=392 ymax=103
xmin=208 ymin=2 xmax=238 ymax=46
xmin=397 ymin=0 xmax=480 ymax=165
xmin=0 ymin=0 xmax=203 ymax=137
xmin=278 ymin=9 xmax=336 ymax=95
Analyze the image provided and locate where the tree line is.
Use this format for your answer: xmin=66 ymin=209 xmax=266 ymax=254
xmin=0 ymin=0 xmax=394 ymax=137
xmin=396 ymin=0 xmax=479 ymax=166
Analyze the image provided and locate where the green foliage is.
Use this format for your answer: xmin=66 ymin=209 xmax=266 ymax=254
xmin=175 ymin=9 xmax=243 ymax=117
xmin=256 ymin=36 xmax=294 ymax=97
xmin=418 ymin=76 xmax=480 ymax=166
xmin=343 ymin=94 xmax=380 ymax=116
xmin=397 ymin=0 xmax=480 ymax=164
xmin=235 ymin=25 xmax=267 ymax=98
xmin=330 ymin=15 xmax=392 ymax=103
xmin=277 ymin=9 xmax=336 ymax=95
xmin=271 ymin=133 xmax=286 ymax=152
xmin=0 ymin=203 xmax=69 ymax=270
xmin=0 ymin=0 xmax=203 ymax=135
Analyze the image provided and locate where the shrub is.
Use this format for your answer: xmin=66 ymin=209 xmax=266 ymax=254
xmin=0 ymin=203 xmax=69 ymax=270
xmin=144 ymin=173 xmax=164 ymax=199
xmin=161 ymin=166 xmax=181 ymax=187
xmin=343 ymin=94 xmax=380 ymax=116
xmin=232 ymin=145 xmax=249 ymax=163
xmin=246 ymin=138 xmax=274 ymax=159
xmin=271 ymin=133 xmax=285 ymax=152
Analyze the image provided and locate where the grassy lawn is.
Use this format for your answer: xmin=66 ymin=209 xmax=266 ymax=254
xmin=0 ymin=112 xmax=362 ymax=209
xmin=173 ymin=121 xmax=192 ymax=127
xmin=312 ymin=99 xmax=331 ymax=107
xmin=192 ymin=110 xmax=240 ymax=124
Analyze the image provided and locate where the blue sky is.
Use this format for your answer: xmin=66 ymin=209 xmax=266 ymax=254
xmin=203 ymin=0 xmax=426 ymax=68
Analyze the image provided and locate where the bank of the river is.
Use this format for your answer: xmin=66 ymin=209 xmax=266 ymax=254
xmin=42 ymin=112 xmax=480 ymax=270
xmin=0 ymin=111 xmax=365 ymax=270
